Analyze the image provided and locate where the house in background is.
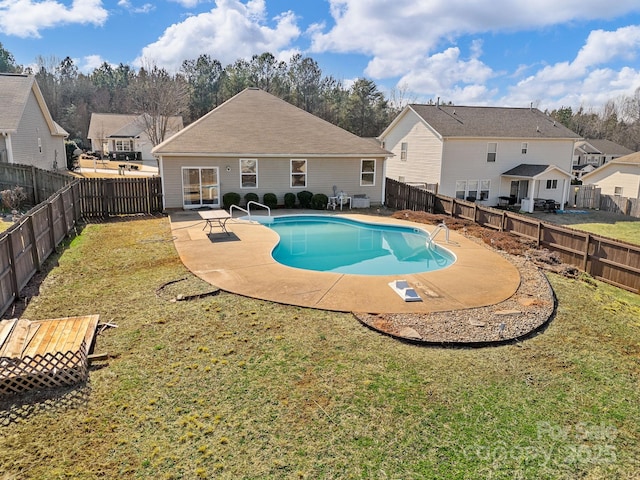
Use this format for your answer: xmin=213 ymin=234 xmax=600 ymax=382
xmin=573 ymin=138 xmax=634 ymax=167
xmin=0 ymin=73 xmax=68 ymax=170
xmin=379 ymin=103 xmax=581 ymax=212
xmin=152 ymin=88 xmax=391 ymax=210
xmin=581 ymin=151 xmax=640 ymax=199
xmin=88 ymin=113 xmax=183 ymax=168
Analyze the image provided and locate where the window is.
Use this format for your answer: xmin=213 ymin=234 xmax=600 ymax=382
xmin=115 ymin=139 xmax=133 ymax=151
xmin=521 ymin=142 xmax=528 ymax=154
xmin=240 ymin=158 xmax=258 ymax=188
xmin=487 ymin=142 xmax=497 ymax=162
xmin=360 ymin=159 xmax=376 ymax=186
xmin=456 ymin=179 xmax=490 ymax=200
xmin=38 ymin=137 xmax=42 ymax=153
xmin=546 ymin=179 xmax=558 ymax=189
xmin=291 ymin=159 xmax=307 ymax=187
xmin=480 ymin=180 xmax=490 ymax=200
xmin=400 ymin=142 xmax=408 ymax=161
xmin=398 ymin=175 xmax=405 ymax=183
xmin=614 ymin=186 xmax=623 ymax=195
xmin=467 ymin=180 xmax=478 ymax=200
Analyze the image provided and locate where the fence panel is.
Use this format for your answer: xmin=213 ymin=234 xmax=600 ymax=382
xmin=31 ymin=204 xmax=54 ymax=267
xmin=540 ymin=224 xmax=589 ymax=266
xmin=0 ymin=237 xmax=16 ymax=315
xmin=575 ymin=185 xmax=600 ymax=209
xmin=8 ymin=220 xmax=37 ymax=292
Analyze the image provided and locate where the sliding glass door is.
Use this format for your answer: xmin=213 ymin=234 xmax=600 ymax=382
xmin=182 ymin=167 xmax=220 ymax=209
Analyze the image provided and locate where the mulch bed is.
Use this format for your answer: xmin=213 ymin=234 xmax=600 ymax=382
xmin=353 ymin=211 xmax=580 ymax=346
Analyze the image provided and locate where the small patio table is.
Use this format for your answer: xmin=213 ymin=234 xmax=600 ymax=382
xmin=199 ymin=209 xmax=232 ymax=235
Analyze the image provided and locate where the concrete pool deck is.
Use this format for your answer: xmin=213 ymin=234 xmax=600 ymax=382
xmin=169 ymin=210 xmax=521 ymax=314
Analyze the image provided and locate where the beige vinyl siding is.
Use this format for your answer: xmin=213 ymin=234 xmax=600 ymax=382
xmin=12 ymin=90 xmax=64 ymax=170
xmin=583 ymin=164 xmax=640 ymax=197
xmin=161 ymin=156 xmax=386 ymax=209
xmin=383 ymin=110 xmax=443 ymax=184
xmin=441 ymin=138 xmax=575 ymax=204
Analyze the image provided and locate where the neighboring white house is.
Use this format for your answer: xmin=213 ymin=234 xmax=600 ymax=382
xmin=87 ymin=113 xmax=183 ymax=167
xmin=573 ymin=139 xmax=634 ymax=168
xmin=152 ymin=88 xmax=391 ymax=210
xmin=581 ymin=151 xmax=640 ymax=199
xmin=0 ymin=73 xmax=68 ymax=170
xmin=379 ymin=103 xmax=581 ymax=212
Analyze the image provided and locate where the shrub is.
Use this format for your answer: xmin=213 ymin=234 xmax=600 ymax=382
xmin=244 ymin=192 xmax=259 ymax=205
xmin=222 ymin=192 xmax=241 ymax=210
xmin=297 ymin=190 xmax=313 ymax=209
xmin=311 ymin=193 xmax=329 ymax=210
xmin=284 ymin=192 xmax=296 ymax=208
xmin=263 ymin=193 xmax=278 ymax=209
xmin=1 ymin=185 xmax=27 ymax=212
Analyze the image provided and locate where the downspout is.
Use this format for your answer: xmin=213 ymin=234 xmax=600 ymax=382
xmin=381 ymin=156 xmax=387 ymax=206
xmin=157 ymin=155 xmax=166 ymax=211
xmin=3 ymin=133 xmax=14 ymax=163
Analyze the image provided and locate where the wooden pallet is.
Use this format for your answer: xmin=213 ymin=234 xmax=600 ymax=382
xmin=0 ymin=315 xmax=99 ymax=397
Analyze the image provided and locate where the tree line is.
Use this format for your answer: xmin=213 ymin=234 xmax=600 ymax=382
xmin=1 ymin=44 xmax=395 ymax=148
xmin=2 ymin=41 xmax=639 ymax=152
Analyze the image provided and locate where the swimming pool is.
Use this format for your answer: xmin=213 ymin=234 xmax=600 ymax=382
xmin=256 ymin=215 xmax=456 ymax=276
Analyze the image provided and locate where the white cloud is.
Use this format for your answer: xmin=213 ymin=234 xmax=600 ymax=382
xmin=0 ymin=0 xmax=108 ymax=38
xmin=118 ymin=0 xmax=154 ymax=14
xmin=167 ymin=0 xmax=204 ymax=7
xmin=309 ymin=0 xmax=640 ymax=109
xmin=78 ymin=54 xmax=110 ymax=73
xmin=502 ymin=25 xmax=640 ymax=109
xmin=134 ymin=0 xmax=300 ymax=71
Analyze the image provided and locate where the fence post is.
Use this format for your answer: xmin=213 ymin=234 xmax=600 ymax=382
xmin=6 ymin=230 xmax=20 ymax=303
xmin=582 ymin=233 xmax=590 ymax=272
xmin=26 ymin=215 xmax=41 ymax=270
xmin=31 ymin=165 xmax=40 ymax=205
xmin=536 ymin=220 xmax=541 ymax=248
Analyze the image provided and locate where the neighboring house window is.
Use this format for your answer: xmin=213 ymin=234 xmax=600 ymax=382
xmin=614 ymin=186 xmax=623 ymax=195
xmin=115 ymin=139 xmax=133 ymax=151
xmin=38 ymin=138 xmax=42 ymax=153
xmin=467 ymin=180 xmax=478 ymax=200
xmin=487 ymin=142 xmax=497 ymax=162
xmin=400 ymin=142 xmax=408 ymax=161
xmin=291 ymin=159 xmax=307 ymax=187
xmin=456 ymin=180 xmax=490 ymax=200
xmin=546 ymin=179 xmax=558 ymax=189
xmin=360 ymin=159 xmax=376 ymax=186
xmin=521 ymin=142 xmax=528 ymax=154
xmin=240 ymin=158 xmax=258 ymax=188
xmin=398 ymin=176 xmax=405 ymax=183
xmin=480 ymin=180 xmax=490 ymax=200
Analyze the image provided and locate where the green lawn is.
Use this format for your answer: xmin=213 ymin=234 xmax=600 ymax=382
xmin=531 ymin=210 xmax=640 ymax=245
xmin=1 ymin=217 xmax=639 ymax=479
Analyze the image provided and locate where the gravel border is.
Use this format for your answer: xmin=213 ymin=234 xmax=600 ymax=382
xmin=353 ymin=245 xmax=557 ymax=347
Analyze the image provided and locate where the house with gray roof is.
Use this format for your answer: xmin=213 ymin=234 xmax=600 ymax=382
xmin=152 ymin=88 xmax=392 ymax=210
xmin=379 ymin=102 xmax=581 ymax=212
xmin=572 ymin=138 xmax=634 ymax=179
xmin=88 ymin=113 xmax=183 ymax=167
xmin=0 ymin=73 xmax=68 ymax=170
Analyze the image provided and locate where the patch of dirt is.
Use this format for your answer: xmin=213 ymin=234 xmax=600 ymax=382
xmin=353 ymin=210 xmax=583 ymax=345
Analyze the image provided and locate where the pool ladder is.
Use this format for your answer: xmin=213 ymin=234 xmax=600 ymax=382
xmin=426 ymin=222 xmax=450 ymax=249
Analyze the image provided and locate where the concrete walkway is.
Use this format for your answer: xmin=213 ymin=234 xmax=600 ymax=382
xmin=169 ymin=211 xmax=521 ymax=314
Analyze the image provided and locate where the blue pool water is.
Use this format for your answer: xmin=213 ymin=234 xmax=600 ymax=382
xmin=256 ymin=215 xmax=456 ymax=276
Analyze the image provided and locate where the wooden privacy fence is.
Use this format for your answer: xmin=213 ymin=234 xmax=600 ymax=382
xmin=77 ymin=177 xmax=163 ymax=217
xmin=386 ymin=178 xmax=640 ymax=293
xmin=0 ymin=163 xmax=73 ymax=207
xmin=0 ymin=170 xmax=163 ymax=318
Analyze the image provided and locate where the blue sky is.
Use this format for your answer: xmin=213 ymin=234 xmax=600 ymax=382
xmin=1 ymin=0 xmax=640 ymax=112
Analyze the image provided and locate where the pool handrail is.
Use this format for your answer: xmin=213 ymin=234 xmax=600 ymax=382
xmin=230 ymin=200 xmax=271 ymax=218
xmin=427 ymin=222 xmax=450 ymax=248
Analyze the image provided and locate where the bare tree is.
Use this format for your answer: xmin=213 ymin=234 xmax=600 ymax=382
xmin=129 ymin=60 xmax=188 ymax=147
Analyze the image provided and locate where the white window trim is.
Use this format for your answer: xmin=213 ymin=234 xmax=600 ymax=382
xmin=487 ymin=142 xmax=497 ymax=162
xmin=400 ymin=142 xmax=408 ymax=161
xmin=290 ymin=158 xmax=307 ymax=188
xmin=456 ymin=179 xmax=490 ymax=201
xmin=521 ymin=142 xmax=528 ymax=154
xmin=360 ymin=159 xmax=376 ymax=187
xmin=240 ymin=158 xmax=258 ymax=189
xmin=546 ymin=179 xmax=558 ymax=189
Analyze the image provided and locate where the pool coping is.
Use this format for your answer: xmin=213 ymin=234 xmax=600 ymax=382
xmin=169 ymin=210 xmax=521 ymax=314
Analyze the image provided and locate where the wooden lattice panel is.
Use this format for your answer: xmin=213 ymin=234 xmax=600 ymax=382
xmin=0 ymin=340 xmax=88 ymax=397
